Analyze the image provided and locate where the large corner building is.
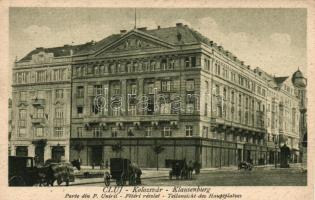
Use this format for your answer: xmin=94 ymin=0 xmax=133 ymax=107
xmin=10 ymin=23 xmax=307 ymax=168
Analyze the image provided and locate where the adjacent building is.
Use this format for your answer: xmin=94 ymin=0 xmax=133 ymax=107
xmin=10 ymin=23 xmax=306 ymax=168
xmin=10 ymin=44 xmax=91 ymax=163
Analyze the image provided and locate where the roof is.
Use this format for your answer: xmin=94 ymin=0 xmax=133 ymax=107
xmin=274 ymin=76 xmax=289 ymax=84
xmin=292 ymin=69 xmax=304 ymax=79
xmin=74 ymin=25 xmax=204 ymax=55
xmin=18 ymin=42 xmax=95 ymax=62
xmin=17 ymin=24 xmax=228 ymax=62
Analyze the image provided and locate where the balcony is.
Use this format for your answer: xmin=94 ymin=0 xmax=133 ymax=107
xmin=31 ymin=98 xmax=46 ymax=107
xmin=31 ymin=117 xmax=45 ymax=124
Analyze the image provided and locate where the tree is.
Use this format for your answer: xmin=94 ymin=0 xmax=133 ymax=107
xmin=152 ymin=144 xmax=165 ymax=171
xmin=73 ymin=142 xmax=85 ymax=162
xmin=112 ymin=143 xmax=124 ymax=158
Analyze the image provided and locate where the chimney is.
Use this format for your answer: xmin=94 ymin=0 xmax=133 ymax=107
xmin=120 ymin=30 xmax=127 ymax=34
xmin=240 ymin=61 xmax=244 ymax=66
xmin=157 ymin=25 xmax=161 ymax=30
xmin=176 ymin=23 xmax=183 ymax=27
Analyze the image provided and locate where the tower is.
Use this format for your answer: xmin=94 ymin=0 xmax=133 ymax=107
xmin=291 ymin=69 xmax=307 ymax=163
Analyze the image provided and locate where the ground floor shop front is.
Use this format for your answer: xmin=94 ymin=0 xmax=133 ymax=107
xmin=9 ymin=140 xmax=70 ymax=164
xmin=70 ymin=137 xmax=292 ymax=168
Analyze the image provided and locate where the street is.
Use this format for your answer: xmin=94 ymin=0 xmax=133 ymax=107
xmin=73 ymin=167 xmax=307 ymax=186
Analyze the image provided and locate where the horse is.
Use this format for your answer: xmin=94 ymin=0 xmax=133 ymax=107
xmin=238 ymin=161 xmax=253 ymax=171
xmin=39 ymin=159 xmax=80 ymax=186
xmin=187 ymin=161 xmax=194 ymax=179
xmin=129 ymin=163 xmax=142 ymax=185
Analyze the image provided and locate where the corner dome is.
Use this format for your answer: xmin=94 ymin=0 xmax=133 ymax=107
xmin=292 ymin=69 xmax=307 ymax=88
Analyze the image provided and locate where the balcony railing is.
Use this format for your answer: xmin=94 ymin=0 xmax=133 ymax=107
xmin=31 ymin=99 xmax=46 ymax=107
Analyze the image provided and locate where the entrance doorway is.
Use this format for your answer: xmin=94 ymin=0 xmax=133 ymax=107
xmin=16 ymin=146 xmax=28 ymax=156
xmin=237 ymin=149 xmax=242 ymax=162
xmin=91 ymin=146 xmax=103 ymax=166
xmin=35 ymin=146 xmax=45 ymax=164
xmin=52 ymin=146 xmax=65 ymax=163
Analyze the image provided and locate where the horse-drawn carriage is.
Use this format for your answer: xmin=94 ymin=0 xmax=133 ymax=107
xmin=9 ymin=156 xmax=78 ymax=186
xmin=9 ymin=156 xmax=39 ymax=186
xmin=169 ymin=159 xmax=195 ymax=180
xmin=104 ymin=158 xmax=141 ymax=186
xmin=238 ymin=161 xmax=253 ymax=171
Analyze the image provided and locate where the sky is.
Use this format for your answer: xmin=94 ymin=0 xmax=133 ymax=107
xmin=9 ymin=8 xmax=307 ymax=78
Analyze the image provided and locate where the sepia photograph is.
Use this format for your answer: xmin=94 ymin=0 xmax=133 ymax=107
xmin=8 ymin=7 xmax=308 ymax=187
xmin=6 ymin=4 xmax=310 ymax=191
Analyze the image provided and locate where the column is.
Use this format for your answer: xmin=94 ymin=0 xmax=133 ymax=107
xmin=64 ymin=145 xmax=70 ymax=162
xmin=121 ymin=79 xmax=127 ymax=116
xmin=44 ymin=145 xmax=51 ymax=161
xmin=138 ymin=78 xmax=144 ymax=115
xmin=28 ymin=144 xmax=35 ymax=157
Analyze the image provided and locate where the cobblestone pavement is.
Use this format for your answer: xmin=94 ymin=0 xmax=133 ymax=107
xmin=69 ymin=165 xmax=306 ymax=186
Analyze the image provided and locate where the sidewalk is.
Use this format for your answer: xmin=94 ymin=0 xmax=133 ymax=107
xmin=71 ymin=169 xmax=169 ymax=186
xmin=70 ymin=163 xmax=305 ymax=186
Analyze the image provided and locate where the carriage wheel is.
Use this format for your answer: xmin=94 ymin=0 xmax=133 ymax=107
xmin=129 ymin=174 xmax=136 ymax=186
xmin=120 ymin=173 xmax=126 ymax=186
xmin=66 ymin=179 xmax=70 ymax=186
xmin=104 ymin=172 xmax=110 ymax=186
xmin=9 ymin=176 xmax=26 ymax=186
xmin=57 ymin=177 xmax=62 ymax=186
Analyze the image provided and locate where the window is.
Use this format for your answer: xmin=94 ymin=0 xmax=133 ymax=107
xmin=203 ymin=126 xmax=209 ymax=138
xmin=161 ymin=80 xmax=172 ymax=92
xmin=111 ymin=127 xmax=118 ymax=137
xmin=20 ymin=91 xmax=27 ymax=101
xmin=185 ymin=125 xmax=193 ymax=137
xmin=19 ymin=128 xmax=27 ymax=137
xmin=77 ymin=86 xmax=84 ymax=98
xmin=223 ymin=88 xmax=227 ymax=100
xmin=94 ymin=85 xmax=103 ymax=95
xmin=77 ymin=106 xmax=83 ymax=117
xmin=113 ymin=84 xmax=120 ymax=95
xmin=55 ymin=108 xmax=63 ymax=119
xmin=19 ymin=109 xmax=27 ymax=127
xmin=53 ymin=69 xmax=66 ymax=81
xmin=186 ymin=80 xmax=195 ymax=91
xmin=129 ymin=105 xmax=137 ymax=116
xmin=161 ymin=59 xmax=167 ymax=70
xmin=93 ymin=127 xmax=101 ymax=138
xmin=36 ymin=71 xmax=46 ymax=82
xmin=35 ymin=127 xmax=44 ymax=137
xmin=231 ymin=91 xmax=235 ymax=103
xmin=77 ymin=127 xmax=83 ymax=138
xmin=55 ymin=89 xmax=63 ymax=99
xmin=215 ymin=63 xmax=220 ymax=75
xmin=238 ymin=94 xmax=242 ymax=106
xmin=145 ymin=127 xmax=152 ymax=137
xmin=92 ymin=104 xmax=99 ymax=115
xmin=186 ymin=103 xmax=194 ymax=114
xmin=148 ymin=83 xmax=155 ymax=94
xmin=36 ymin=108 xmax=44 ymax=118
xmin=130 ymin=84 xmax=137 ymax=95
xmin=54 ymin=127 xmax=63 ymax=137
xmin=19 ymin=109 xmax=27 ymax=120
xmin=191 ymin=57 xmax=196 ymax=67
xmin=162 ymin=127 xmax=172 ymax=137
xmin=160 ymin=103 xmax=171 ymax=114
xmin=185 ymin=57 xmax=190 ymax=68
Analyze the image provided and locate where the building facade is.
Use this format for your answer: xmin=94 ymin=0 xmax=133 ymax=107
xmin=10 ymin=23 xmax=304 ymax=168
xmin=10 ymin=46 xmax=76 ymax=163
